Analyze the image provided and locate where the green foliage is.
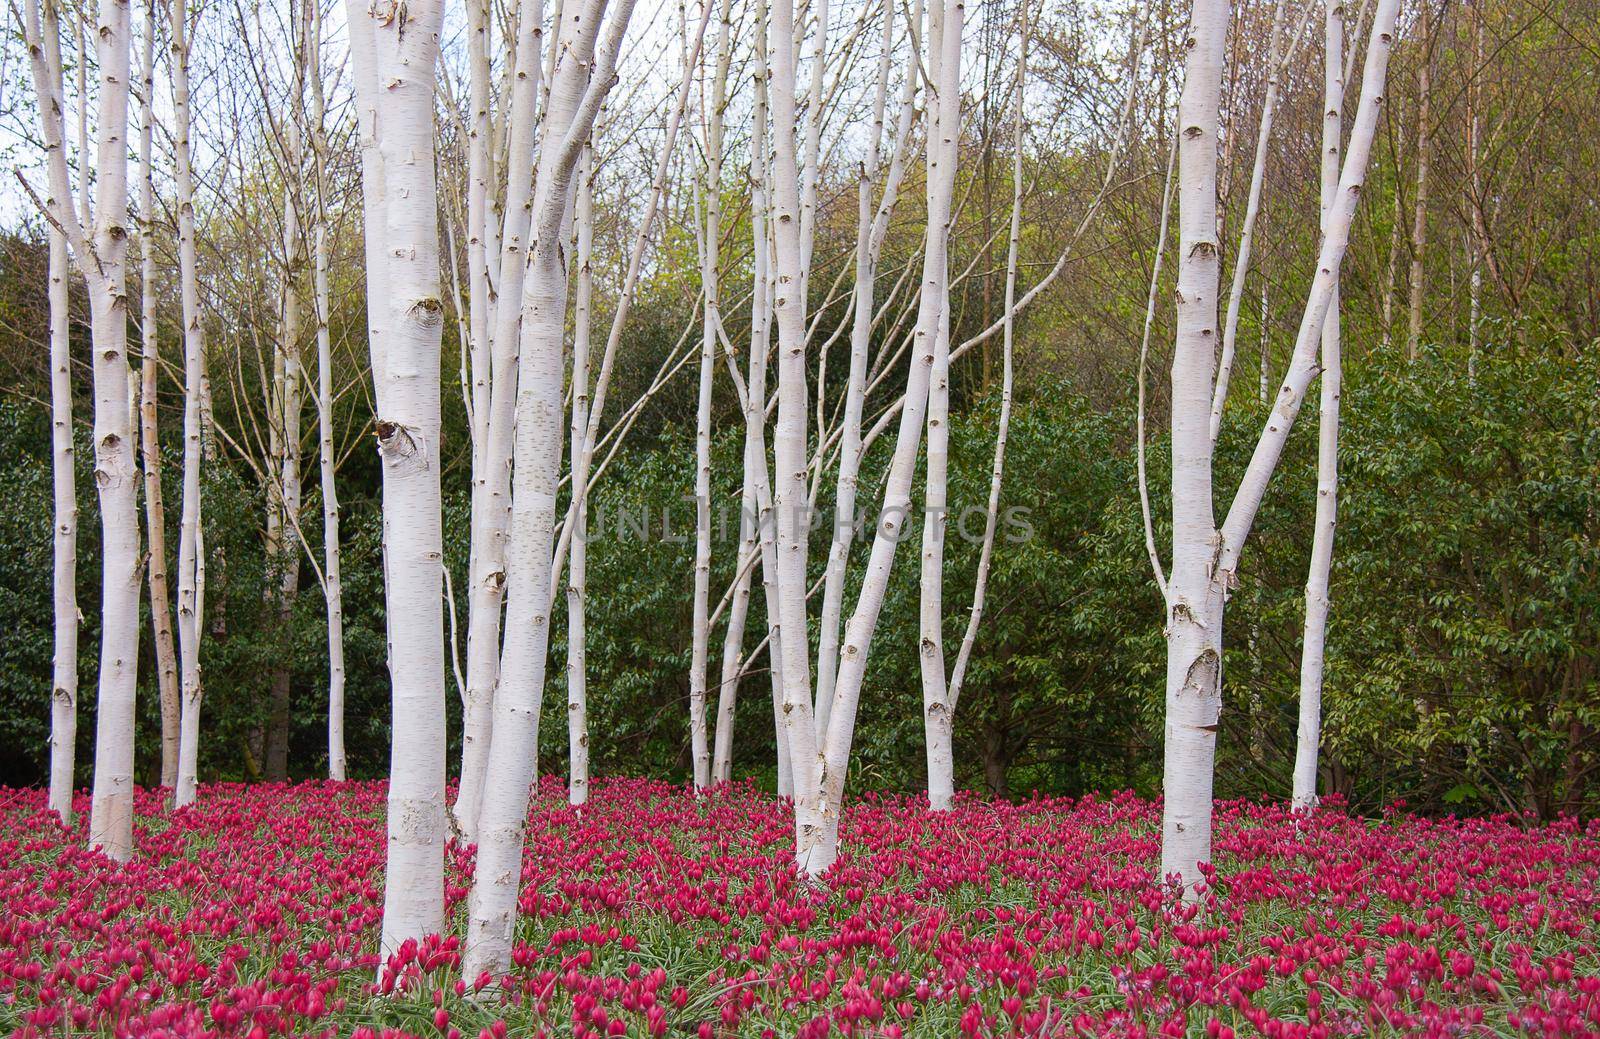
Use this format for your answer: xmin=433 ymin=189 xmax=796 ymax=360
xmin=0 ymin=338 xmax=1594 ymax=818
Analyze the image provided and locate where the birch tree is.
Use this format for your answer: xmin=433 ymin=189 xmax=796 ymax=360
xmin=1159 ymin=0 xmax=1401 ymax=894
xmin=457 ymin=0 xmax=550 ymax=840
xmin=170 ymin=0 xmax=205 ymax=809
xmin=464 ymin=0 xmax=640 ymax=981
xmin=308 ymin=0 xmax=345 ymax=782
xmin=712 ymin=0 xmax=787 ymax=790
xmin=688 ymin=0 xmax=735 ymax=792
xmin=1292 ymin=0 xmax=1345 ymax=812
xmin=815 ymin=0 xmax=916 ymax=742
xmin=344 ymin=0 xmax=450 ymax=958
xmin=24 ymin=0 xmax=142 ymax=862
xmin=566 ymin=140 xmax=595 ymax=806
xmin=47 ymin=157 xmax=78 ymax=826
xmin=764 ymin=0 xmax=965 ymax=878
xmin=136 ymin=0 xmax=181 ymax=789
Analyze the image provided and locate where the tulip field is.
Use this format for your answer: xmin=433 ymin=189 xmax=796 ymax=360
xmin=2 ymin=780 xmax=1598 ymax=1038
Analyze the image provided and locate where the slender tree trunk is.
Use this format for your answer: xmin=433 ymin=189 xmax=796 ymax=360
xmin=170 ymin=0 xmax=205 ymax=808
xmin=1161 ymin=0 xmax=1401 ymax=893
xmin=817 ymin=0 xmax=913 ymax=739
xmin=1293 ymin=0 xmax=1345 ymax=813
xmin=48 ymin=215 xmax=78 ymax=824
xmin=711 ymin=14 xmax=790 ymax=791
xmin=345 ymin=0 xmax=450 ymax=959
xmin=1207 ymin=0 xmax=1293 ymax=444
xmin=137 ymin=0 xmax=180 ymax=790
xmin=308 ymin=0 xmax=345 ymax=782
xmin=783 ymin=0 xmax=964 ymax=877
xmin=768 ymin=0 xmax=818 ymax=830
xmin=919 ymin=301 xmax=953 ymax=809
xmin=940 ymin=3 xmax=1025 ymax=795
xmin=266 ymin=58 xmax=307 ymax=781
xmin=689 ymin=0 xmax=734 ymax=792
xmin=1258 ymin=282 xmax=1270 ymax=403
xmin=1465 ymin=0 xmax=1483 ymax=381
xmin=1160 ymin=0 xmax=1229 ymax=896
xmin=566 ymin=140 xmax=594 ymax=807
xmin=1406 ymin=0 xmax=1431 ymax=359
xmin=29 ymin=0 xmax=143 ymax=862
xmin=456 ymin=0 xmax=547 ymax=841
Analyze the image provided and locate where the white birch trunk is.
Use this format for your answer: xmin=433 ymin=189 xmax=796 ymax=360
xmin=689 ymin=0 xmax=734 ymax=792
xmin=791 ymin=0 xmax=964 ymax=877
xmin=1207 ymin=0 xmax=1292 ymax=445
xmin=815 ymin=0 xmax=912 ymax=738
xmin=941 ymin=4 xmax=1025 ymax=790
xmin=456 ymin=0 xmax=547 ymax=841
xmin=309 ymin=0 xmax=346 ymax=783
xmin=464 ymin=0 xmax=636 ymax=982
xmin=566 ymin=141 xmax=594 ymax=807
xmin=1162 ymin=0 xmax=1401 ymax=891
xmin=345 ymin=0 xmax=450 ymax=958
xmin=136 ymin=0 xmax=180 ymax=790
xmin=767 ymin=0 xmax=824 ymax=855
xmin=1160 ymin=0 xmax=1230 ymax=896
xmin=39 ymin=0 xmax=142 ymax=863
xmin=171 ymin=0 xmax=206 ymax=808
xmin=1292 ymin=0 xmax=1344 ymax=813
xmin=48 ymin=215 xmax=78 ymax=824
xmin=919 ymin=299 xmax=953 ymax=810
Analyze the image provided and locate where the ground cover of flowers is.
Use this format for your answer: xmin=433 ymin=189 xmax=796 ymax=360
xmin=1 ymin=780 xmax=1598 ymax=1038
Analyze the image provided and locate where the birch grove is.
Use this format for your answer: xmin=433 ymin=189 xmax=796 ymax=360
xmin=6 ymin=0 xmax=1587 ymax=971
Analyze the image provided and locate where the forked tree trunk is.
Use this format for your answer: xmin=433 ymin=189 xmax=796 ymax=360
xmin=456 ymin=0 xmax=546 ymax=843
xmin=1161 ymin=0 xmax=1400 ymax=894
xmin=1207 ymin=0 xmax=1293 ymax=444
xmin=464 ymin=0 xmax=637 ymax=982
xmin=770 ymin=0 xmax=964 ymax=877
xmin=815 ymin=0 xmax=913 ymax=738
